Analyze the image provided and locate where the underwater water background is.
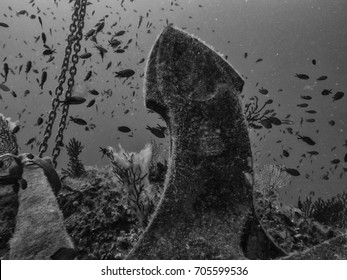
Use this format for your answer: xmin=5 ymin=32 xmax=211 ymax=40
xmin=0 ymin=0 xmax=346 ymax=206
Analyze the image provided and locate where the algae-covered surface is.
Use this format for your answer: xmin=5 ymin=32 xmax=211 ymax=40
xmin=56 ymin=166 xmax=163 ymax=260
xmin=1 ymin=164 xmax=344 ymax=260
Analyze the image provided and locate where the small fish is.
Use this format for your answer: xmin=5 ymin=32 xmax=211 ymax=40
xmin=244 ymin=52 xmax=248 ymax=59
xmin=146 ymin=125 xmax=167 ymax=138
xmin=24 ymin=89 xmax=30 ymax=96
xmin=333 ymin=91 xmax=344 ymax=101
xmin=108 ymin=38 xmax=122 ymax=48
xmin=86 ymin=99 xmax=95 ymax=107
xmin=16 ymin=10 xmax=28 ymax=16
xmin=95 ymin=19 xmax=105 ymax=34
xmin=268 ymin=116 xmax=281 ymax=125
xmin=283 ymin=167 xmax=300 ymax=176
xmin=94 ymin=44 xmax=108 ymax=61
xmin=258 ymin=87 xmax=268 ymax=95
xmin=106 ymin=61 xmax=112 ymax=70
xmin=41 ymin=32 xmax=47 ymax=44
xmin=138 ymin=15 xmax=143 ymax=29
xmin=305 ymin=118 xmax=316 ymax=123
xmin=137 ymin=58 xmax=145 ymax=64
xmin=0 ymin=22 xmax=9 ymax=28
xmin=297 ymin=103 xmax=309 ymax=108
xmin=84 ymin=70 xmax=92 ymax=81
xmin=42 ymin=48 xmax=56 ymax=56
xmin=316 ymin=75 xmax=327 ymax=81
xmin=89 ymin=89 xmax=100 ymax=95
xmin=69 ymin=116 xmax=87 ymax=126
xmin=25 ymin=61 xmax=32 ymax=78
xmin=331 ymin=159 xmax=340 ymax=164
xmin=295 ymin=73 xmax=310 ymax=80
xmin=36 ymin=117 xmax=44 ymax=126
xmin=18 ymin=64 xmax=23 ymax=74
xmin=321 ymin=89 xmax=332 ymax=96
xmin=0 ymin=83 xmax=10 ymax=92
xmin=283 ymin=150 xmax=289 ymax=157
xmin=115 ymin=69 xmax=135 ymax=78
xmin=344 ymin=153 xmax=347 ymax=162
xmin=305 ymin=110 xmax=317 ymax=114
xmin=260 ymin=119 xmax=272 ymax=129
xmin=25 ymin=137 xmax=36 ymax=146
xmin=114 ymin=30 xmax=126 ymax=36
xmin=328 ymin=120 xmax=335 ymax=126
xmin=79 ymin=52 xmax=92 ymax=59
xmin=2 ymin=63 xmax=9 ymax=82
xmin=85 ymin=28 xmax=96 ymax=40
xmin=39 ymin=71 xmax=47 ymax=89
xmin=255 ymin=58 xmax=263 ymax=63
xmin=118 ymin=126 xmax=131 ymax=133
xmin=300 ymin=95 xmax=312 ymax=100
xmin=297 ymin=134 xmax=316 ymax=145
xmin=38 ymin=16 xmax=43 ymax=28
xmin=114 ymin=49 xmax=125 ymax=53
xmin=312 ymin=59 xmax=316 ymax=65
xmin=60 ymin=96 xmax=86 ymax=105
xmin=307 ymin=151 xmax=319 ymax=156
xmin=12 ymin=125 xmax=20 ymax=134
xmin=10 ymin=90 xmax=17 ymax=98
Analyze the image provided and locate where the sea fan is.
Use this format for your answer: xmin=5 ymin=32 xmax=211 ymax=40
xmin=298 ymin=192 xmax=347 ymax=228
xmin=102 ymin=143 xmax=154 ymax=227
xmin=254 ymin=164 xmax=292 ymax=200
xmin=62 ymin=138 xmax=85 ymax=178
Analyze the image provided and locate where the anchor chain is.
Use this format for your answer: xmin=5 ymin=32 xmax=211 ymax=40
xmin=39 ymin=0 xmax=87 ymax=168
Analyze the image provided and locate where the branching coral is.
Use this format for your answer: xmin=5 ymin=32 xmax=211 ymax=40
xmin=298 ymin=192 xmax=347 ymax=229
xmin=62 ymin=138 xmax=85 ymax=178
xmin=253 ymin=164 xmax=339 ymax=253
xmin=101 ymin=143 xmax=154 ymax=228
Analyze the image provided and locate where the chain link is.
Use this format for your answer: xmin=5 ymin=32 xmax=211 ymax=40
xmin=39 ymin=0 xmax=87 ymax=168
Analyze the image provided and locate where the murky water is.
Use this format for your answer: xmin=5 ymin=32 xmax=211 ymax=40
xmin=0 ymin=0 xmax=346 ymax=206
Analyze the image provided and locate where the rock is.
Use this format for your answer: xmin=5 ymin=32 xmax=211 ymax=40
xmin=284 ymin=233 xmax=347 ymax=260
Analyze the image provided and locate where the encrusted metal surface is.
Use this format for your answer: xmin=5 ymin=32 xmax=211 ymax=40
xmin=127 ymin=26 xmax=254 ymax=259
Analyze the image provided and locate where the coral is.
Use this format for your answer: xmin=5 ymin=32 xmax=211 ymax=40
xmin=57 ymin=166 xmax=142 ymax=259
xmin=62 ymin=138 xmax=85 ymax=178
xmin=0 ymin=114 xmax=19 ymax=171
xmin=102 ymin=144 xmax=155 ymax=228
xmin=253 ymin=164 xmax=339 ymax=254
xmin=298 ymin=192 xmax=347 ymax=229
xmin=254 ymin=164 xmax=291 ymax=201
